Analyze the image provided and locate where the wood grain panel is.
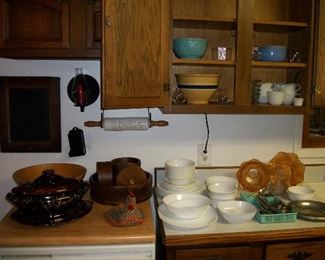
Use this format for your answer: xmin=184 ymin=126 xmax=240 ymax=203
xmin=315 ymin=0 xmax=325 ymax=106
xmin=266 ymin=241 xmax=325 ymax=260
xmin=254 ymin=0 xmax=289 ymax=21
xmin=0 ymin=0 xmax=70 ymax=48
xmin=175 ymin=245 xmax=262 ymax=260
xmin=172 ymin=0 xmax=237 ymax=19
xmin=102 ymin=0 xmax=169 ymax=108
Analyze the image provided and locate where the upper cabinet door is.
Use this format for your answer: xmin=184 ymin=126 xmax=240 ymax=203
xmin=0 ymin=0 xmax=101 ymax=59
xmin=314 ymin=0 xmax=325 ymax=106
xmin=101 ymin=0 xmax=170 ymax=109
xmin=0 ymin=0 xmax=70 ymax=49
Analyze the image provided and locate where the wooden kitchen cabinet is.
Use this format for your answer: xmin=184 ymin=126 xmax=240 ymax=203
xmin=161 ymin=0 xmax=315 ymax=115
xmin=266 ymin=240 xmax=325 ymax=260
xmin=101 ymin=0 xmax=170 ymax=109
xmin=0 ymin=0 xmax=101 ymax=59
xmin=174 ymin=245 xmax=263 ymax=260
xmin=302 ymin=0 xmax=325 ymax=148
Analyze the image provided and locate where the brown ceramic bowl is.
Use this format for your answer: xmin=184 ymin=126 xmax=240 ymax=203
xmin=13 ymin=163 xmax=87 ymax=185
xmin=7 ymin=170 xmax=89 ymax=215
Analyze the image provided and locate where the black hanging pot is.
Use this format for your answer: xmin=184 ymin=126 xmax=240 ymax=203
xmin=67 ymin=68 xmax=99 ymax=112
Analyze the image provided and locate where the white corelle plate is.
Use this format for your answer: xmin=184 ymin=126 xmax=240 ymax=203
xmin=161 ymin=178 xmax=205 ymax=191
xmin=156 ymin=182 xmax=206 ymax=197
xmin=158 ymin=204 xmax=217 ymax=229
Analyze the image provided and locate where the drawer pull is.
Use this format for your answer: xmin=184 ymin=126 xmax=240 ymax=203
xmin=287 ymin=251 xmax=312 ymax=260
xmin=206 ymin=257 xmax=220 ymax=260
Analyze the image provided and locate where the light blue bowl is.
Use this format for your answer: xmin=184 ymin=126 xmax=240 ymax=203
xmin=258 ymin=45 xmax=287 ymax=62
xmin=173 ymin=38 xmax=208 ymax=59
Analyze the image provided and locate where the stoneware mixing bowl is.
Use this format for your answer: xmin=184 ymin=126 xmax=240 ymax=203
xmin=173 ymin=37 xmax=208 ymax=59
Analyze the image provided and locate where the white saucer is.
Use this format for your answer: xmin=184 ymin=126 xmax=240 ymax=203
xmin=162 ymin=178 xmax=205 ymax=191
xmin=158 ymin=204 xmax=217 ymax=229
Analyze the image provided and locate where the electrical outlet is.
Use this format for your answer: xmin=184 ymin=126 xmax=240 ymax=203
xmin=197 ymin=144 xmax=212 ymax=166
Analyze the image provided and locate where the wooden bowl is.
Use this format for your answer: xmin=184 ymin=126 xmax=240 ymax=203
xmin=89 ymin=171 xmax=153 ymax=205
xmin=13 ymin=163 xmax=87 ymax=185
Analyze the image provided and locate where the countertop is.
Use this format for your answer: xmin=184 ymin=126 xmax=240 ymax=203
xmin=0 ymin=197 xmax=155 ymax=247
xmin=154 ymin=168 xmax=325 ymax=247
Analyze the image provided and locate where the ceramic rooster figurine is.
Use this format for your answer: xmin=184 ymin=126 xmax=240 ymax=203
xmin=106 ymin=191 xmax=144 ymax=227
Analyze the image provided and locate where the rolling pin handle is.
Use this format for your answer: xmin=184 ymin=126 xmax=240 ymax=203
xmin=150 ymin=120 xmax=169 ymax=128
xmin=84 ymin=121 xmax=102 ymax=128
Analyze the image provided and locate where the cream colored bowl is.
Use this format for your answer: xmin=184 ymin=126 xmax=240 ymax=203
xmin=181 ymin=88 xmax=217 ymax=104
xmin=175 ymin=73 xmax=220 ymax=86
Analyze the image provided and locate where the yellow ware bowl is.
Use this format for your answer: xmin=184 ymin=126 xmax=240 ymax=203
xmin=181 ymin=88 xmax=217 ymax=104
xmin=13 ymin=163 xmax=87 ymax=185
xmin=175 ymin=73 xmax=220 ymax=86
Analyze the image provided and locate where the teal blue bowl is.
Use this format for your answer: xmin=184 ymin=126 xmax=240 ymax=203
xmin=173 ymin=38 xmax=208 ymax=59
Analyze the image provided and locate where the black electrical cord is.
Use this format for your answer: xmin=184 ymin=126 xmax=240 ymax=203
xmin=203 ymin=113 xmax=210 ymax=154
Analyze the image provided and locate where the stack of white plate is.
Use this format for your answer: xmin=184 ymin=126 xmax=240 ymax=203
xmin=156 ymin=177 xmax=206 ymax=197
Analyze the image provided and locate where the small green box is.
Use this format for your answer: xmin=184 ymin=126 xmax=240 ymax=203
xmin=240 ymin=192 xmax=297 ymax=224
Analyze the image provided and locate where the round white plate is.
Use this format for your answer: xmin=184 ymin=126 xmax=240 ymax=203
xmin=161 ymin=178 xmax=205 ymax=191
xmin=156 ymin=182 xmax=206 ymax=197
xmin=158 ymin=204 xmax=217 ymax=229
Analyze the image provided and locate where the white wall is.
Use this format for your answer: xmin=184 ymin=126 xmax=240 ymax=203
xmin=0 ymin=58 xmax=324 ymax=219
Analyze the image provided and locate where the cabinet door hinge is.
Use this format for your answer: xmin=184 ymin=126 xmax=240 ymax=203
xmin=163 ymin=83 xmax=171 ymax=95
xmin=104 ymin=17 xmax=112 ymax=27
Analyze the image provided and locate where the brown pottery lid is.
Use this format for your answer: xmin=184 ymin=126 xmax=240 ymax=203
xmin=15 ymin=169 xmax=81 ymax=196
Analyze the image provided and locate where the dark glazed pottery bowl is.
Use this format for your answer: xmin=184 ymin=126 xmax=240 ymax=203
xmin=6 ymin=170 xmax=89 ymax=215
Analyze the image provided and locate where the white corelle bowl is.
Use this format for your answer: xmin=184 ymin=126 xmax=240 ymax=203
xmin=165 ymin=159 xmax=195 ymax=185
xmin=163 ymin=193 xmax=210 ymax=219
xmin=217 ymin=200 xmax=257 ymax=224
xmin=287 ymin=185 xmax=315 ymax=201
xmin=206 ymin=176 xmax=238 ymax=187
xmin=208 ymin=190 xmax=237 ymax=200
xmin=208 ymin=182 xmax=237 ymax=194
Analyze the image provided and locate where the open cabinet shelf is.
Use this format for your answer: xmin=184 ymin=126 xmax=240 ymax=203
xmin=163 ymin=0 xmax=315 ymax=115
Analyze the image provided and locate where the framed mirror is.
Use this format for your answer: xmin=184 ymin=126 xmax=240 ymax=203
xmin=0 ymin=77 xmax=61 ymax=152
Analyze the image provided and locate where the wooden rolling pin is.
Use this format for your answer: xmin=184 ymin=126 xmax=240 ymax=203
xmin=84 ymin=117 xmax=168 ymax=131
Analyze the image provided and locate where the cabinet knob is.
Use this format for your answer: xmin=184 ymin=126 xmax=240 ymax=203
xmin=315 ymin=85 xmax=321 ymax=95
xmin=287 ymin=251 xmax=312 ymax=260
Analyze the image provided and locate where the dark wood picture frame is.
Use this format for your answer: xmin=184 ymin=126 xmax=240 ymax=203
xmin=0 ymin=77 xmax=61 ymax=152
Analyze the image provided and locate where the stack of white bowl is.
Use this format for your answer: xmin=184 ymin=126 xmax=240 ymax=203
xmin=156 ymin=159 xmax=205 ymax=197
xmin=206 ymin=176 xmax=238 ymax=208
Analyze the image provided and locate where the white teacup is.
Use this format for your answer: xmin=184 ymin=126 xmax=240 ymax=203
xmin=267 ymin=90 xmax=285 ymax=105
xmin=293 ymin=97 xmax=304 ymax=106
xmin=279 ymin=83 xmax=301 ymax=105
xmin=257 ymin=82 xmax=273 ymax=104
